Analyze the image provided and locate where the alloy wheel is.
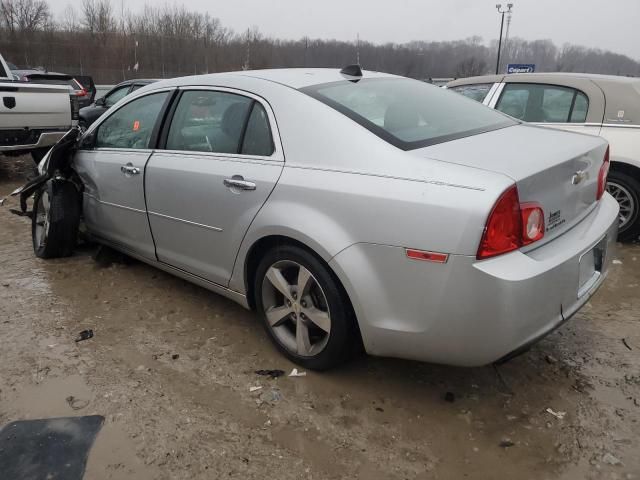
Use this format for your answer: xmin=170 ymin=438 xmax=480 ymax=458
xmin=607 ymin=180 xmax=636 ymax=230
xmin=261 ymin=260 xmax=331 ymax=357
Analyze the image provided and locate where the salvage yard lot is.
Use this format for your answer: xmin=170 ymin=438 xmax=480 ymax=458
xmin=1 ymin=156 xmax=639 ymax=479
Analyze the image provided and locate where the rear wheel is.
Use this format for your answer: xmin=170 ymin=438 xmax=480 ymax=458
xmin=607 ymin=170 xmax=640 ymax=242
xmin=254 ymin=245 xmax=357 ymax=370
xmin=32 ymin=180 xmax=80 ymax=258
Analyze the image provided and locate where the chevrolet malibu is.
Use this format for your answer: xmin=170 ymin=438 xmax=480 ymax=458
xmin=14 ymin=67 xmax=619 ymax=370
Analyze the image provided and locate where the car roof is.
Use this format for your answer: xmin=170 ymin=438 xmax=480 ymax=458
xmin=448 ymin=72 xmax=640 ymax=87
xmin=153 ymin=68 xmax=397 ymax=91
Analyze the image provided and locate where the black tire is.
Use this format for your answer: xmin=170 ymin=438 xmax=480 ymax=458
xmin=254 ymin=245 xmax=358 ymax=370
xmin=32 ymin=180 xmax=81 ymax=258
xmin=607 ymin=170 xmax=640 ymax=242
xmin=30 ymin=148 xmax=49 ymax=165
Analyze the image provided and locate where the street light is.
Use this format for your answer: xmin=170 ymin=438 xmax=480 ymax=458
xmin=495 ymin=3 xmax=513 ymax=74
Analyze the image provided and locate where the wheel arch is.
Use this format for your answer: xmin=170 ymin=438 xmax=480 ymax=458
xmin=610 ymin=159 xmax=640 ymax=181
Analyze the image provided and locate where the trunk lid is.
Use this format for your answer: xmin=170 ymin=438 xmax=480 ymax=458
xmin=410 ymin=124 xmax=608 ymax=243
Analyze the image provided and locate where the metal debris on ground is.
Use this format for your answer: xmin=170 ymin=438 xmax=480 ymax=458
xmin=249 ymin=386 xmax=262 ymax=392
xmin=74 ymin=329 xmax=94 ymax=342
xmin=612 ymin=259 xmax=623 ymax=265
xmin=255 ymin=369 xmax=285 ymax=379
xmin=288 ymin=368 xmax=306 ymax=377
xmin=545 ymin=408 xmax=566 ymax=419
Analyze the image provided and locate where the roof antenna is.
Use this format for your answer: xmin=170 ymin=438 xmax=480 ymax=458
xmin=339 ymin=33 xmax=363 ymax=81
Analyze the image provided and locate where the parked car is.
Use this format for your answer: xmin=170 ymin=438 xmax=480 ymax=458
xmin=12 ymin=67 xmax=618 ymax=370
xmin=79 ymin=79 xmax=156 ymax=127
xmin=73 ymin=75 xmax=97 ymax=104
xmin=20 ymin=72 xmax=93 ymax=109
xmin=447 ymin=73 xmax=640 ymax=241
xmin=0 ymin=55 xmax=78 ymax=163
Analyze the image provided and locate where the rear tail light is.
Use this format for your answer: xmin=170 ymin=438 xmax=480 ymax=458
xmin=477 ymin=185 xmax=545 ymax=260
xmin=597 ymin=146 xmax=610 ymax=200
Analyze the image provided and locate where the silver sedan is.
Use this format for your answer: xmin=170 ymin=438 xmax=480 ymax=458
xmin=20 ymin=67 xmax=619 ymax=370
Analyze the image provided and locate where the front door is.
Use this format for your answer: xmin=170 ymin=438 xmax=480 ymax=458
xmin=145 ymin=88 xmax=284 ymax=286
xmin=74 ymin=90 xmax=172 ymax=259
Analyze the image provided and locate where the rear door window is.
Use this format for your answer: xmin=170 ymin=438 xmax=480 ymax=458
xmin=96 ymin=92 xmax=169 ymax=149
xmin=450 ymin=84 xmax=493 ymax=103
xmin=166 ymin=90 xmax=255 ymax=155
xmin=497 ymin=83 xmax=589 ymax=123
xmin=241 ymin=103 xmax=274 ymax=156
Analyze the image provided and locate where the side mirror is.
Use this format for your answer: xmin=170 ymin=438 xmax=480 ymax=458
xmin=79 ymin=130 xmax=96 ymax=149
xmin=95 ymin=97 xmax=106 ymax=107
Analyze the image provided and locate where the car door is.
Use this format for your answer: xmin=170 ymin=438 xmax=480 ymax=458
xmin=145 ymin=87 xmax=284 ymax=286
xmin=73 ymin=89 xmax=174 ymax=259
xmin=490 ymin=80 xmax=605 ymax=137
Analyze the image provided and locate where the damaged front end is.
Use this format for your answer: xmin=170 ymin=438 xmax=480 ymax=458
xmin=9 ymin=127 xmax=82 ymax=217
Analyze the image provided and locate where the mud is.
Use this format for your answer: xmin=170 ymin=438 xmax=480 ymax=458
xmin=1 ymin=156 xmax=639 ymax=479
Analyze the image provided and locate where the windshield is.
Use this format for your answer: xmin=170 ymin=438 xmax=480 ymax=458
xmin=302 ymin=78 xmax=517 ymax=150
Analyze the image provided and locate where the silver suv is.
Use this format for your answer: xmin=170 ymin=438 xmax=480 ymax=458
xmin=448 ymin=73 xmax=640 ymax=241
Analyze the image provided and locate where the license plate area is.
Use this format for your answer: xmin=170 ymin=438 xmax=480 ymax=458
xmin=577 ymin=237 xmax=606 ymax=298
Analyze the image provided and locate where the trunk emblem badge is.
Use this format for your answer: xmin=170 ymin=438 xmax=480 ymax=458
xmin=571 ymin=170 xmax=586 ymax=185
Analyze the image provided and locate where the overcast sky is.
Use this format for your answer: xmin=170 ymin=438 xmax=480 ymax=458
xmin=58 ymin=0 xmax=640 ymax=60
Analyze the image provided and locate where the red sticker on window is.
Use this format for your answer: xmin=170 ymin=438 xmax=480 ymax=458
xmin=133 ymin=120 xmax=140 ymax=131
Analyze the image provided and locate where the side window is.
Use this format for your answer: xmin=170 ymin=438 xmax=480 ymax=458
xmin=166 ymin=90 xmax=253 ymax=154
xmin=497 ymin=84 xmax=589 ymax=123
xmin=450 ymin=84 xmax=493 ymax=103
xmin=105 ymin=86 xmax=131 ymax=107
xmin=241 ymin=103 xmax=274 ymax=156
xmin=570 ymin=92 xmax=589 ymax=123
xmin=130 ymin=84 xmax=144 ymax=93
xmin=96 ymin=92 xmax=169 ymax=149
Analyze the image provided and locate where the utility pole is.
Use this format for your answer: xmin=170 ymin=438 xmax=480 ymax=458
xmin=495 ymin=3 xmax=513 ymax=74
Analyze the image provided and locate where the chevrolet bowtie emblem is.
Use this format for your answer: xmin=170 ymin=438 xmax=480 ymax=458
xmin=571 ymin=170 xmax=587 ymax=185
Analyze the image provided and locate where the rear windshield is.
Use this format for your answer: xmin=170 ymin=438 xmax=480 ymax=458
xmin=302 ymin=78 xmax=516 ymax=150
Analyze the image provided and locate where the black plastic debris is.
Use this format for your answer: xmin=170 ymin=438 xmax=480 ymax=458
xmin=75 ymin=329 xmax=94 ymax=342
xmin=255 ymin=369 xmax=285 ymax=379
xmin=0 ymin=416 xmax=104 ymax=480
xmin=444 ymin=391 xmax=455 ymax=403
xmin=499 ymin=440 xmax=515 ymax=448
xmin=171 ymin=354 xmax=180 ymax=360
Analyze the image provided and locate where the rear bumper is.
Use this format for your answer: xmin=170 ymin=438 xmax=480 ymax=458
xmin=330 ymin=194 xmax=619 ymax=366
xmin=0 ymin=130 xmax=68 ymax=153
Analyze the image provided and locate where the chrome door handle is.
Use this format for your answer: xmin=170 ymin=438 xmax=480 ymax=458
xmin=223 ymin=177 xmax=256 ymax=191
xmin=120 ymin=163 xmax=140 ymax=176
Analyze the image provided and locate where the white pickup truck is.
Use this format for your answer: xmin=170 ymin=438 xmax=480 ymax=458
xmin=0 ymin=54 xmax=77 ymax=163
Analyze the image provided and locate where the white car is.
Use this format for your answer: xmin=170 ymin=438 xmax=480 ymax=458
xmin=448 ymin=73 xmax=640 ymax=241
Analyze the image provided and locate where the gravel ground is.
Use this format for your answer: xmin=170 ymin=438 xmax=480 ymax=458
xmin=1 ymin=156 xmax=639 ymax=479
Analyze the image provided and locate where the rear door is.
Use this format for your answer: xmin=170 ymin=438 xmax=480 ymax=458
xmin=73 ymin=89 xmax=173 ymax=259
xmin=145 ymin=87 xmax=284 ymax=286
